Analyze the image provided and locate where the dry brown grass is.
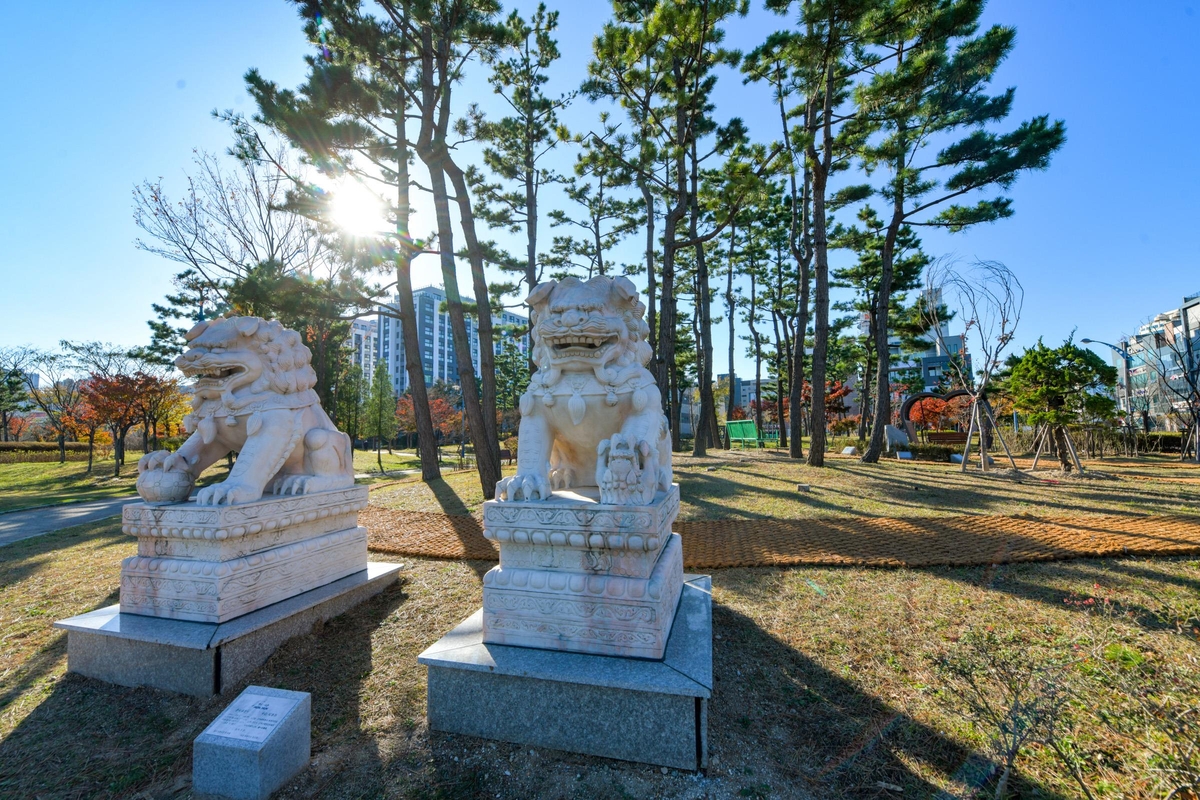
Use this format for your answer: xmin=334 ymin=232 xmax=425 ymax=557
xmin=369 ymin=449 xmax=1200 ymax=522
xmin=2 ymin=518 xmax=1198 ymax=798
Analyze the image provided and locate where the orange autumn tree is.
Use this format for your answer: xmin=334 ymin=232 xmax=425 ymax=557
xmin=80 ymin=374 xmax=143 ymax=476
xmin=397 ymin=395 xmax=463 ymax=446
xmin=908 ymin=397 xmax=949 ymax=433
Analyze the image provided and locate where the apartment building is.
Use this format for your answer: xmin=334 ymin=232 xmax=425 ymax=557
xmin=376 ymin=286 xmax=528 ymax=394
xmin=1115 ymin=293 xmax=1200 ymax=430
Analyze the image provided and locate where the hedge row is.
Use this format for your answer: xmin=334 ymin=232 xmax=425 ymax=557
xmin=0 ymin=442 xmax=91 ymax=453
xmin=0 ymin=452 xmax=100 ymax=464
xmin=823 ymin=436 xmax=965 ymax=462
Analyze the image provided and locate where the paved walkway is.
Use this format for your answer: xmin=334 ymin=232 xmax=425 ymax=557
xmin=0 ymin=495 xmax=135 ymax=547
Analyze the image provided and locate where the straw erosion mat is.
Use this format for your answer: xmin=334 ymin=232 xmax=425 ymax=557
xmin=365 ymin=451 xmax=1200 ymax=568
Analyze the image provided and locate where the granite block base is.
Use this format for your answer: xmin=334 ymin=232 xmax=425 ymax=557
xmin=55 ymin=562 xmax=401 ymax=697
xmin=193 ymin=686 xmax=311 ymax=800
xmin=420 ymin=575 xmax=712 ymax=771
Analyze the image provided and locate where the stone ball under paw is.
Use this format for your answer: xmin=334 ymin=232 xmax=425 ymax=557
xmin=137 ymin=468 xmax=194 ymax=505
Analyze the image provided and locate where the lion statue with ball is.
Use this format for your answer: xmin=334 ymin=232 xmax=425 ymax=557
xmin=136 ymin=316 xmax=354 ymax=506
xmin=496 ymin=276 xmax=672 ymax=506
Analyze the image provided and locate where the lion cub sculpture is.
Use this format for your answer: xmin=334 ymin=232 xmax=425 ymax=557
xmin=137 ymin=316 xmax=354 ymax=506
xmin=496 ymin=276 xmax=672 ymax=506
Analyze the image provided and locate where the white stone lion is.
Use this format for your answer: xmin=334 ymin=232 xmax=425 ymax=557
xmin=137 ymin=316 xmax=354 ymax=506
xmin=496 ymin=276 xmax=672 ymax=505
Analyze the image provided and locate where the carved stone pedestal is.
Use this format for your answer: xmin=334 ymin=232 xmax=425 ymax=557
xmin=480 ymin=485 xmax=682 ymax=659
xmin=118 ymin=487 xmax=371 ymax=624
xmin=56 ymin=487 xmax=402 ymax=696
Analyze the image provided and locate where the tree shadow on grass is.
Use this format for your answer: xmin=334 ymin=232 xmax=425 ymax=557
xmin=0 ymin=579 xmax=410 ymax=800
xmin=933 ymin=556 xmax=1200 ymax=642
xmin=710 ymin=602 xmax=1004 ymax=798
xmin=0 ymin=521 xmax=127 ymax=588
xmin=428 ymin=478 xmax=473 ymax=518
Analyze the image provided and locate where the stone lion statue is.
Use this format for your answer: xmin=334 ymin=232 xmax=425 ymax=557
xmin=137 ymin=316 xmax=354 ymax=506
xmin=496 ymin=276 xmax=672 ymax=505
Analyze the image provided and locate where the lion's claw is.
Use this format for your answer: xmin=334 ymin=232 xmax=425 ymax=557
xmin=196 ymin=481 xmax=260 ymax=506
xmin=496 ymin=473 xmax=552 ymax=502
xmin=549 ymin=467 xmax=574 ymax=490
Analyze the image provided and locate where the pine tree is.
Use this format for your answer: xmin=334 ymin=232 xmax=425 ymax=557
xmin=1004 ymin=338 xmax=1116 ymax=472
xmin=853 ymin=0 xmax=1067 ymax=463
xmin=364 ymin=361 xmax=398 ymax=473
xmin=465 ymin=3 xmax=572 ymax=302
xmin=0 ymin=364 xmax=31 ymax=443
xmin=239 ymin=0 xmax=450 ymax=484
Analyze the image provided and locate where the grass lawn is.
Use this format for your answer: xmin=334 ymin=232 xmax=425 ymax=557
xmin=1 ymin=520 xmax=1196 ymax=798
xmin=370 ymin=448 xmax=1200 ymax=520
xmin=352 ymin=448 xmax=422 ymax=480
xmin=0 ymin=460 xmax=138 ymax=513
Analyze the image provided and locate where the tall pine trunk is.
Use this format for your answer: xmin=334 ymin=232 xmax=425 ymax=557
xmin=443 ymin=158 xmax=502 ymax=492
xmin=426 ymin=158 xmax=499 ymax=497
xmin=724 ymin=222 xmax=736 ymax=448
xmin=863 ymin=219 xmax=903 ymax=462
xmin=393 ymin=98 xmax=441 ymax=482
xmin=807 ymin=65 xmax=834 ymax=468
xmin=640 ymin=177 xmax=658 ymax=354
xmin=692 ymin=139 xmax=715 ymax=458
xmin=659 ymin=137 xmax=687 ymax=453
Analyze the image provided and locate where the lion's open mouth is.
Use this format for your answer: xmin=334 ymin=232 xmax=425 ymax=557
xmin=189 ymin=365 xmax=245 ymax=382
xmin=547 ymin=335 xmax=617 ymax=358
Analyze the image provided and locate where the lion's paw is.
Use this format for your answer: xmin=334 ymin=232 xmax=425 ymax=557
xmin=196 ymin=481 xmax=261 ymax=506
xmin=496 ymin=473 xmax=552 ymax=502
xmin=273 ymin=475 xmax=310 ymax=496
xmin=138 ymin=450 xmax=187 ymax=474
xmin=549 ymin=467 xmax=575 ymax=490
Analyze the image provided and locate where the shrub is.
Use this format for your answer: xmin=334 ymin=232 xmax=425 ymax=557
xmin=160 ymin=436 xmax=187 ymax=452
xmin=0 ymin=442 xmax=91 ymax=453
xmin=824 ymin=436 xmax=867 ymax=453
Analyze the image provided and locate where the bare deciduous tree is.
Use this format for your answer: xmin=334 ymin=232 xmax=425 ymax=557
xmin=924 ymin=258 xmax=1023 ymax=472
xmin=133 ymin=141 xmax=341 ymax=297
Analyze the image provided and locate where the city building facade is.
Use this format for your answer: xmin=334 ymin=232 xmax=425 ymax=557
xmin=348 ymin=318 xmax=378 ymax=372
xmin=376 ymin=286 xmax=528 ymax=394
xmin=1115 ymin=293 xmax=1200 ymax=431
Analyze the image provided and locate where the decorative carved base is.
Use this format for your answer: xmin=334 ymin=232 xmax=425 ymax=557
xmin=482 ymin=533 xmax=683 ymax=659
xmin=118 ymin=488 xmax=371 ymax=624
xmin=483 ymin=485 xmax=679 ymax=579
xmin=122 ymin=486 xmax=368 ymax=561
xmin=121 ymin=527 xmax=367 ymax=623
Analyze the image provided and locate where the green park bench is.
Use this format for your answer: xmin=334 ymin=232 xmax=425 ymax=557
xmin=726 ymin=420 xmax=766 ymax=448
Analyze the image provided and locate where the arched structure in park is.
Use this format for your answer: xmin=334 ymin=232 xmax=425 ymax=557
xmin=899 ymin=389 xmax=973 ymax=440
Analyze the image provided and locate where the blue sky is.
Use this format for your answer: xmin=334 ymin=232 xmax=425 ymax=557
xmin=2 ymin=1 xmax=1197 ymax=377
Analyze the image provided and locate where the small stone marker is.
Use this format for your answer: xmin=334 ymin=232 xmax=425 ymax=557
xmin=896 ymin=451 xmax=913 ymax=460
xmin=193 ymin=686 xmax=310 ymax=800
xmin=841 ymin=446 xmax=858 ymax=456
xmin=796 ymin=484 xmax=810 ymax=492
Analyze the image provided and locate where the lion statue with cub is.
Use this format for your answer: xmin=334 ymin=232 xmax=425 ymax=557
xmin=497 ymin=275 xmax=672 ymax=506
xmin=137 ymin=316 xmax=354 ymax=506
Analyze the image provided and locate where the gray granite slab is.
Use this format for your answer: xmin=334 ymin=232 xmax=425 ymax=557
xmin=194 ymin=685 xmax=311 ymax=800
xmin=54 ymin=604 xmax=218 ymax=649
xmin=426 ymin=666 xmax=703 ymax=770
xmin=55 ymin=562 xmax=402 ymax=696
xmin=55 ymin=563 xmax=401 ymax=651
xmin=421 ymin=576 xmax=711 ymax=699
xmin=668 ymin=575 xmax=712 ymax=690
xmin=421 ymin=575 xmax=712 ymax=770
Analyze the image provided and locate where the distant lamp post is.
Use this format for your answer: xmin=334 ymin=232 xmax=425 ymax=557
xmin=1081 ymin=337 xmax=1136 ymax=450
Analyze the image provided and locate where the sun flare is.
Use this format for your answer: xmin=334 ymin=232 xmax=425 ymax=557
xmin=329 ymin=179 xmax=388 ymax=238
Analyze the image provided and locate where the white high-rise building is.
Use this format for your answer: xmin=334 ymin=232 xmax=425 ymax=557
xmin=375 ymin=286 xmax=528 ymax=394
xmin=348 ymin=318 xmax=378 ymax=372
